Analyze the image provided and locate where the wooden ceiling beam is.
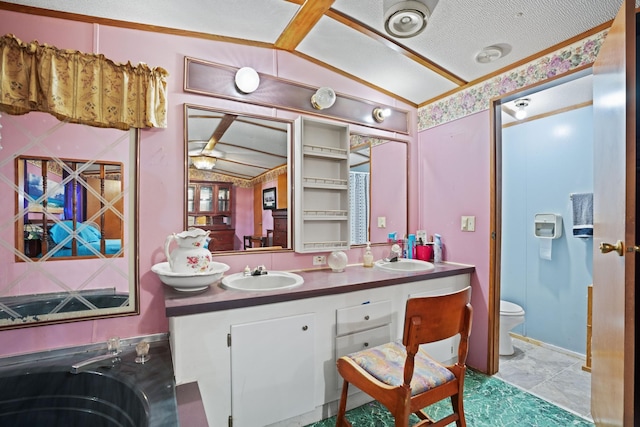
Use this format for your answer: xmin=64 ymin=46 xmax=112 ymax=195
xmin=204 ymin=114 xmax=236 ymax=152
xmin=275 ymin=0 xmax=335 ymax=51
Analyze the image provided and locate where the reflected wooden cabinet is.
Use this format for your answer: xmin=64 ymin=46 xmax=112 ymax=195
xmin=188 ymin=181 xmax=235 ymax=251
xmin=188 ymin=181 xmax=232 ymax=219
xmin=271 ymin=209 xmax=288 ymax=248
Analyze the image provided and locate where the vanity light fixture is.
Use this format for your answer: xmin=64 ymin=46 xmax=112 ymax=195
xmin=384 ymin=1 xmax=430 ymax=38
xmin=234 ymin=67 xmax=260 ymax=94
xmin=190 ymin=155 xmax=217 ymax=171
xmin=372 ymin=107 xmax=391 ymax=123
xmin=311 ymin=87 xmax=337 ymax=110
xmin=514 ymin=98 xmax=530 ymax=120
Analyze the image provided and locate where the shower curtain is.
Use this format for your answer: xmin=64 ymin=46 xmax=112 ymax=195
xmin=349 ymin=171 xmax=370 ymax=245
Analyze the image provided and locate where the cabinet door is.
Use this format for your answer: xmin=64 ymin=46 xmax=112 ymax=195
xmin=187 ymin=185 xmax=196 ymax=213
xmin=216 ymin=184 xmax=231 ymax=213
xmin=230 ymin=313 xmax=315 ymax=427
xmin=198 ymin=184 xmax=214 ymax=212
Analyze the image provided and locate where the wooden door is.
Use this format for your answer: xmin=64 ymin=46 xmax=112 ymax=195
xmin=591 ymin=1 xmax=636 ymax=424
xmin=253 ymin=185 xmax=262 ymax=234
xmin=86 ymin=178 xmax=123 ymax=239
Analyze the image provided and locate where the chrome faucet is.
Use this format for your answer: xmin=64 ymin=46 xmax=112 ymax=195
xmin=251 ymin=265 xmax=268 ymax=276
xmin=70 ymin=337 xmax=121 ymax=374
xmin=70 ymin=352 xmax=120 ymax=374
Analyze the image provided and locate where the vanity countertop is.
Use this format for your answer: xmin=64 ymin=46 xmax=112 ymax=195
xmin=163 ymin=262 xmax=474 ymax=317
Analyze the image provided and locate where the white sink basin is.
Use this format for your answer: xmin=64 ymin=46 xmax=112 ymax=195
xmin=374 ymin=258 xmax=435 ymax=273
xmin=221 ymin=271 xmax=304 ymax=292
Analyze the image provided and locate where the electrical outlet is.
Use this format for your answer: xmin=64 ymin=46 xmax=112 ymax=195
xmin=313 ymin=255 xmax=326 ymax=266
xmin=377 ymin=216 xmax=386 ymax=228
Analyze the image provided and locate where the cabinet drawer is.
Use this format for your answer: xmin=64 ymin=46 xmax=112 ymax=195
xmin=335 ymin=324 xmax=391 ymax=359
xmin=335 ymin=325 xmax=391 ymax=393
xmin=274 ymin=219 xmax=287 ymax=232
xmin=336 ymin=300 xmax=391 ymax=336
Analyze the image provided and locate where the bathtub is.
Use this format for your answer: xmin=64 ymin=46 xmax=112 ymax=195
xmin=0 ymin=336 xmax=178 ymax=426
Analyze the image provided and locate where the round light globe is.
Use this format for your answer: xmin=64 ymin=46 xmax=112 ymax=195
xmin=235 ymin=67 xmax=260 ymax=94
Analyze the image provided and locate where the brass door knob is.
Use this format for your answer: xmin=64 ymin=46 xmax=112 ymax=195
xmin=599 ymin=240 xmax=624 ymax=256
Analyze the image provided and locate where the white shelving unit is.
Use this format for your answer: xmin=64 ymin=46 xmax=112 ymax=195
xmin=294 ymin=116 xmax=350 ymax=253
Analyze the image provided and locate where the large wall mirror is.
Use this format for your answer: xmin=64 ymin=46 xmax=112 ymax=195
xmin=185 ymin=104 xmax=408 ymax=253
xmin=185 ymin=104 xmax=292 ymax=252
xmin=0 ymin=112 xmax=139 ymax=329
xmin=350 ymin=134 xmax=408 ymax=246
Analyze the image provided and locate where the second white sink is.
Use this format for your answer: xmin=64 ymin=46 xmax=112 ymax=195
xmin=374 ymin=258 xmax=435 ymax=273
xmin=221 ymin=271 xmax=304 ymax=292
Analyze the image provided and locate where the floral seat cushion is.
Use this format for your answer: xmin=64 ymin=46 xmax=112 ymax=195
xmin=347 ymin=341 xmax=455 ymax=395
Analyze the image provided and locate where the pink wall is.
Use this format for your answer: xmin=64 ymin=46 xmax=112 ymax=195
xmin=418 ymin=111 xmax=491 ymax=370
xmin=370 ymin=141 xmax=408 ymax=243
xmin=0 ymin=10 xmax=418 ymax=357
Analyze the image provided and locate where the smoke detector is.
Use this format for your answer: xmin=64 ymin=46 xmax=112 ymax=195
xmin=384 ymin=1 xmax=430 ymax=38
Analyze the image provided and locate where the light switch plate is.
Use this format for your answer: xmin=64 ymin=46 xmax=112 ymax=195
xmin=461 ymin=216 xmax=476 ymax=232
xmin=377 ymin=216 xmax=386 ymax=228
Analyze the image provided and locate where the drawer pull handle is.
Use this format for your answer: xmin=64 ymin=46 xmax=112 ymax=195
xmin=364 ymin=315 xmax=370 ymax=321
xmin=302 ymin=325 xmax=308 ymax=331
xmin=363 ymin=342 xmax=369 ymax=347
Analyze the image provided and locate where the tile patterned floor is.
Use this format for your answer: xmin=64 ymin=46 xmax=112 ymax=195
xmin=307 ymin=350 xmax=594 ymax=427
xmin=496 ymin=337 xmax=593 ymax=422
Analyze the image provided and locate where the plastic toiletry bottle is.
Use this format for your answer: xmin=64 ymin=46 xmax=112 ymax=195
xmin=363 ymin=242 xmax=374 ymax=267
xmin=433 ymin=234 xmax=443 ymax=263
xmin=407 ymin=234 xmax=416 ymax=259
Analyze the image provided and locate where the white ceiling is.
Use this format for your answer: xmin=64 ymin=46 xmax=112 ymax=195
xmin=1 ymin=0 xmax=630 ymax=106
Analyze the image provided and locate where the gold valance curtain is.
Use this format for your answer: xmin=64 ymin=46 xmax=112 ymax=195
xmin=0 ymin=34 xmax=168 ymax=130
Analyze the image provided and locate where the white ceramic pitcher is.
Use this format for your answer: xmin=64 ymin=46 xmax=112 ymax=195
xmin=164 ymin=228 xmax=212 ymax=274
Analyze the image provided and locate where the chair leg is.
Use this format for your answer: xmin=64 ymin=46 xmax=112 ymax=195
xmin=336 ymin=380 xmax=352 ymax=427
xmin=451 ymin=393 xmax=466 ymax=427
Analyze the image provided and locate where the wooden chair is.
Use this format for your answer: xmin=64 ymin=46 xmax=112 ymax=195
xmin=336 ymin=286 xmax=473 ymax=427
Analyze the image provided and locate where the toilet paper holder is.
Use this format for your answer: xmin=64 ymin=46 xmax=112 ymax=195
xmin=534 ymin=213 xmax=562 ymax=239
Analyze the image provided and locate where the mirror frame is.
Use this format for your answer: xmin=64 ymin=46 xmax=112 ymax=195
xmin=0 ymin=113 xmax=140 ymax=330
xmin=183 ymin=103 xmax=293 ymax=254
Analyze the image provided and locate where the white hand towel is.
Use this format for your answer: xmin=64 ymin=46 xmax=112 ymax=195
xmin=571 ymin=193 xmax=593 ymax=238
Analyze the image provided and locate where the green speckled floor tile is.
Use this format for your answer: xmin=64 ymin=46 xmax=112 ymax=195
xmin=306 ymin=369 xmax=594 ymax=427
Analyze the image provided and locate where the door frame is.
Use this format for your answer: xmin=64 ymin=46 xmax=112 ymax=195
xmin=488 ymin=66 xmax=594 ymax=374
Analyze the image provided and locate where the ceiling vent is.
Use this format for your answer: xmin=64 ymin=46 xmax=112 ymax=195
xmin=384 ymin=1 xmax=430 ymax=38
xmin=475 ymin=45 xmax=504 ymax=64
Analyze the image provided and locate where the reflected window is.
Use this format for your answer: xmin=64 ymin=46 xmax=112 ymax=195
xmin=16 ymin=157 xmax=124 ymax=260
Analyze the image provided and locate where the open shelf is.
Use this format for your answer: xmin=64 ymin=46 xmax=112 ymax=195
xmin=295 ymin=116 xmax=350 ymax=253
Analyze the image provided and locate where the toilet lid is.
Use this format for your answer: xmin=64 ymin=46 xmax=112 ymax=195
xmin=500 ymin=300 xmax=524 ymax=315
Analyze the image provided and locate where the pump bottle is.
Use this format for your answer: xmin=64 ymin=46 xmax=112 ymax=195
xmin=363 ymin=242 xmax=374 ymax=267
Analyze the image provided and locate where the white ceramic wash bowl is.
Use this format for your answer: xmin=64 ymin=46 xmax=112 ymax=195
xmin=221 ymin=271 xmax=304 ymax=292
xmin=374 ymin=258 xmax=435 ymax=273
xmin=151 ymin=261 xmax=230 ymax=292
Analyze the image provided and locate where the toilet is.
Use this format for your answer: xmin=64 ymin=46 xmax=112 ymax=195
xmin=499 ymin=300 xmax=525 ymax=356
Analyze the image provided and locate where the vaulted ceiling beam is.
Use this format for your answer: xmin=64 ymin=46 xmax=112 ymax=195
xmin=275 ymin=0 xmax=335 ymax=51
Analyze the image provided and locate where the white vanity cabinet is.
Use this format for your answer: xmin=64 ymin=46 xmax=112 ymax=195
xmin=230 ymin=313 xmax=315 ymax=427
xmin=168 ymin=271 xmax=471 ymax=427
xmin=294 ymin=116 xmax=350 ymax=253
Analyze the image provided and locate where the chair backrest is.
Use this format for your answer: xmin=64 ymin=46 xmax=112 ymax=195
xmin=402 ymin=286 xmax=473 ymax=354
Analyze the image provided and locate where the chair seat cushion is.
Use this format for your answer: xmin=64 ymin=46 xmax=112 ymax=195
xmin=347 ymin=341 xmax=455 ymax=395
